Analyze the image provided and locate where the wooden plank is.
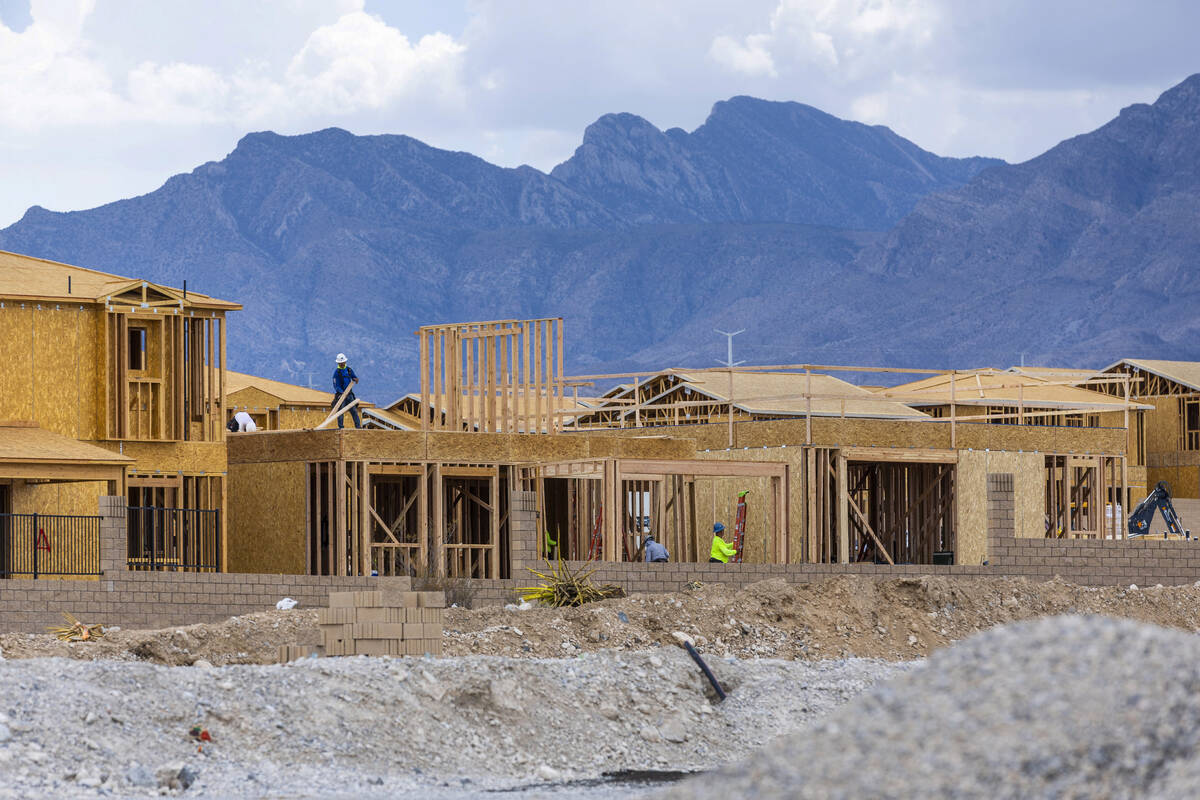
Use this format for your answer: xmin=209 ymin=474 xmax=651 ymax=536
xmin=490 ymin=466 xmax=500 ymax=578
xmin=360 ymin=461 xmax=371 ymax=574
xmin=419 ymin=463 xmax=429 ymax=572
xmin=419 ymin=329 xmax=430 ymax=432
xmin=842 ymin=447 xmax=958 ymax=464
xmin=846 ymin=489 xmax=894 ymax=565
xmin=534 ymin=320 xmax=543 ymax=434
xmin=555 ymin=318 xmax=564 ymax=434
xmin=314 ymin=395 xmax=355 ymax=429
xmin=432 ymin=462 xmax=444 ymax=576
xmin=218 ymin=316 xmax=226 ymax=442
xmin=335 ymin=459 xmax=347 ymax=575
xmin=521 ymin=321 xmax=531 ymax=434
xmin=619 ymin=458 xmax=786 ymax=478
xmin=837 ymin=452 xmax=849 ymax=564
xmin=440 ymin=466 xmax=498 ymax=478
xmin=304 ymin=462 xmax=312 ymax=575
xmin=603 ymin=458 xmax=617 ymax=561
xmin=367 ymin=464 xmax=424 ymax=476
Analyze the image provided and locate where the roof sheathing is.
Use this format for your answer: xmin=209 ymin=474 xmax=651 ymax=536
xmin=0 ymin=249 xmax=240 ymax=310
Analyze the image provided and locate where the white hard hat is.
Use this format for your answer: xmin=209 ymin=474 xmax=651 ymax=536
xmin=336 ymin=353 xmax=347 ymax=364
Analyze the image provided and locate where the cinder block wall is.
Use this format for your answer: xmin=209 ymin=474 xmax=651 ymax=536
xmin=8 ymin=497 xmax=1200 ymax=633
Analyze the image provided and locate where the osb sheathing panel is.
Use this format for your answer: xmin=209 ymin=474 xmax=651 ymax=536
xmin=1147 ymin=451 xmax=1200 ymax=467
xmin=583 ymin=435 xmax=695 ymax=460
xmin=1143 ymin=398 xmax=1180 ymax=455
xmin=957 ymin=450 xmax=1043 ymax=566
xmin=226 ymin=430 xmax=344 ymax=464
xmin=227 ymin=461 xmax=306 ymax=574
xmin=1127 ymin=465 xmax=1148 ymax=494
xmin=278 ymin=407 xmax=331 ymax=430
xmin=229 ymin=429 xmax=695 ymax=465
xmin=89 ymin=441 xmax=227 ymax=474
xmin=0 ymin=305 xmax=34 ymax=421
xmin=694 ymin=447 xmax=805 ymax=563
xmin=0 ymin=305 xmax=106 ymax=440
xmin=341 ymin=431 xmax=430 ymax=461
xmin=227 ymin=386 xmax=282 ymax=414
xmin=692 ymin=475 xmax=775 ymax=563
xmin=955 ymin=423 xmax=1125 ymax=455
xmin=597 ymin=416 xmax=1125 ymax=455
xmin=1147 ymin=466 xmax=1200 ymax=499
xmin=11 ymin=480 xmax=106 ymax=516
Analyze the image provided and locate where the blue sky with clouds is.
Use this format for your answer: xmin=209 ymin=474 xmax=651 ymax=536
xmin=0 ymin=0 xmax=1195 ymax=226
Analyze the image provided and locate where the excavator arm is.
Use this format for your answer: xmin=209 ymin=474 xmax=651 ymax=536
xmin=1127 ymin=481 xmax=1187 ymax=538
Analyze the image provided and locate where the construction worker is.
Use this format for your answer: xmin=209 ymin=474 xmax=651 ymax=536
xmin=332 ymin=353 xmax=362 ymax=429
xmin=709 ymin=522 xmax=736 ymax=563
xmin=544 ymin=529 xmax=558 ymax=559
xmin=226 ymin=410 xmax=258 ymax=433
xmin=643 ymin=534 xmax=669 ymax=563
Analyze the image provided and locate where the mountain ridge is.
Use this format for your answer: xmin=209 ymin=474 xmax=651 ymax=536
xmin=3 ymin=79 xmax=1198 ymax=400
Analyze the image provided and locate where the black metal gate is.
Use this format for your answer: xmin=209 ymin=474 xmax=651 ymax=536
xmin=127 ymin=506 xmax=221 ymax=572
xmin=0 ymin=513 xmax=102 ymax=578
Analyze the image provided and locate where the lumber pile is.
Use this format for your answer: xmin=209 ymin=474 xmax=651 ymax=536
xmin=277 ymin=589 xmax=446 ymax=662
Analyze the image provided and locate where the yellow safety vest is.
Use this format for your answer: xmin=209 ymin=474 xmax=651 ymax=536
xmin=710 ymin=535 xmax=736 ymax=563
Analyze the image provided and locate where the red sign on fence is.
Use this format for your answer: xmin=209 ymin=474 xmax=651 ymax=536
xmin=36 ymin=527 xmax=51 ymax=553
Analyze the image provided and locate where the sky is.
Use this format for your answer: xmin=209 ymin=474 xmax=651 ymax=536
xmin=0 ymin=0 xmax=1196 ymax=227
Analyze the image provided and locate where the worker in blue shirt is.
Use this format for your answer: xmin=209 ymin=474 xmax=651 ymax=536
xmin=643 ymin=534 xmax=669 ymax=563
xmin=332 ymin=353 xmax=362 ymax=429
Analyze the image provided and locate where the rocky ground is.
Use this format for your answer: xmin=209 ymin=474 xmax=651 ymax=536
xmin=7 ymin=575 xmax=1200 ymax=665
xmin=0 ymin=649 xmax=904 ymax=798
xmin=658 ymin=615 xmax=1200 ymax=799
xmin=7 ymin=577 xmax=1200 ymax=797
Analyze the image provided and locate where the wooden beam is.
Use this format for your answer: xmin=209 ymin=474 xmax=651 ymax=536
xmin=618 ymin=458 xmax=786 ymax=478
xmin=846 ymin=490 xmax=894 ymax=565
xmin=314 ymin=397 xmax=359 ymax=430
xmin=335 ymin=459 xmax=347 ymax=575
xmin=836 ymin=452 xmax=849 ymax=564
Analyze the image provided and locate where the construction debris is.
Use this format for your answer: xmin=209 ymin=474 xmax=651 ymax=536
xmin=47 ymin=612 xmax=104 ymax=642
xmin=517 ymin=558 xmax=626 ymax=607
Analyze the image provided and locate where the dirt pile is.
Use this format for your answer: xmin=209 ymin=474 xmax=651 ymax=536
xmin=6 ymin=575 xmax=1200 ymax=665
xmin=445 ymin=575 xmax=1200 ymax=661
xmin=0 ymin=609 xmax=319 ymax=665
xmin=659 ymin=615 xmax=1200 ymax=800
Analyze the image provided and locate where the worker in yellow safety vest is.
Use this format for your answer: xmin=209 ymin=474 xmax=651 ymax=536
xmin=709 ymin=522 xmax=736 ymax=563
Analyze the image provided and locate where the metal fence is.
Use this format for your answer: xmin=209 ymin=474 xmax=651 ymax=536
xmin=0 ymin=513 xmax=102 ymax=578
xmin=127 ymin=506 xmax=221 ymax=572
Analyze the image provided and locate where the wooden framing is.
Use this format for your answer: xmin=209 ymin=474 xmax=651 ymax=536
xmin=418 ymin=318 xmax=564 ymax=434
xmin=520 ymin=457 xmax=787 ymax=564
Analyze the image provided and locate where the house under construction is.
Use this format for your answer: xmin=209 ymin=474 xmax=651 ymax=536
xmin=224 ymin=318 xmax=1145 ymax=580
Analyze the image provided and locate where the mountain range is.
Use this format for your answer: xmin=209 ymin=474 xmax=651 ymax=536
xmin=2 ymin=75 xmax=1199 ymax=400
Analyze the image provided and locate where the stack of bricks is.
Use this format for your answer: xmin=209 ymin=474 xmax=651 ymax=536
xmin=318 ymin=589 xmax=446 ymax=657
xmin=987 ymin=473 xmax=1016 ymax=538
xmin=509 ymin=490 xmax=540 ymax=575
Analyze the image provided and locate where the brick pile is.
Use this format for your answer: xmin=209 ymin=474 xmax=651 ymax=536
xmin=277 ymin=588 xmax=445 ymax=662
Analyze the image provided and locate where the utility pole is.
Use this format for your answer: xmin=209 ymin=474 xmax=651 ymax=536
xmin=715 ymin=329 xmax=744 ymax=448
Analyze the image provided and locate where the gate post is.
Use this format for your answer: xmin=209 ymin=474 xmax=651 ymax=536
xmin=98 ymin=496 xmax=127 ymax=575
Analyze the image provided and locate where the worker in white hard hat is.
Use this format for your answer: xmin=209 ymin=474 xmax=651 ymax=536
xmin=332 ymin=353 xmax=362 ymax=429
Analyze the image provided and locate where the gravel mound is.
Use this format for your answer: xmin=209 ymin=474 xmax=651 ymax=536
xmin=658 ymin=615 xmax=1200 ymax=800
xmin=0 ymin=649 xmax=904 ymax=798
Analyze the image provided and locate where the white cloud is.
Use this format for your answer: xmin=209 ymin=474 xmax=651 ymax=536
xmin=284 ymin=12 xmax=466 ymax=115
xmin=709 ymin=33 xmax=778 ymax=77
xmin=0 ymin=0 xmax=1196 ymax=227
xmin=0 ymin=2 xmax=467 ymax=132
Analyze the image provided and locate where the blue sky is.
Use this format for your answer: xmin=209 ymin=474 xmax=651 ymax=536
xmin=0 ymin=0 xmax=1196 ymax=226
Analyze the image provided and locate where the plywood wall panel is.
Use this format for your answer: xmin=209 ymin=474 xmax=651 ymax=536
xmin=227 ymin=461 xmax=306 ymax=573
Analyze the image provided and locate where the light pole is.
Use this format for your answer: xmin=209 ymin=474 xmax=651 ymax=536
xmin=715 ymin=329 xmax=745 ymax=448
